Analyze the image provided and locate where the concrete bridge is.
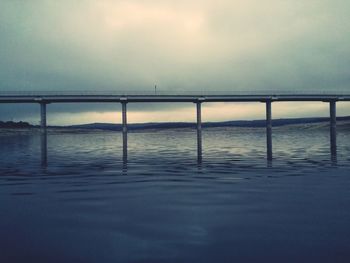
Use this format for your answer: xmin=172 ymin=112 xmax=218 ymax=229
xmin=1 ymin=91 xmax=350 ymax=164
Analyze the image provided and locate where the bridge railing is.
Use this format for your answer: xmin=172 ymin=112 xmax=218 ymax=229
xmin=0 ymin=89 xmax=349 ymax=96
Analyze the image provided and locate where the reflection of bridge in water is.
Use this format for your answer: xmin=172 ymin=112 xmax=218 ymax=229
xmin=1 ymin=92 xmax=349 ymax=166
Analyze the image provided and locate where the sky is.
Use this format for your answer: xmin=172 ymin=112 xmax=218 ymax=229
xmin=0 ymin=0 xmax=349 ymax=125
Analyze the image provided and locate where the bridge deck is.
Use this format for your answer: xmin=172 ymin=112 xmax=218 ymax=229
xmin=1 ymin=94 xmax=350 ymax=103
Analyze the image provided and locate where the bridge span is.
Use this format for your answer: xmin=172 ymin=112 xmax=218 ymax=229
xmin=1 ymin=92 xmax=350 ymax=163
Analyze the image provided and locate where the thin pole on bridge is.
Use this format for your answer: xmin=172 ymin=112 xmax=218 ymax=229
xmin=266 ymin=100 xmax=273 ymax=161
xmin=330 ymin=101 xmax=337 ymax=156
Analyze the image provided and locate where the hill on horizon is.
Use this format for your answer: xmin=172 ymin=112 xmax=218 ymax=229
xmin=2 ymin=116 xmax=350 ymax=130
xmin=63 ymin=116 xmax=350 ymax=131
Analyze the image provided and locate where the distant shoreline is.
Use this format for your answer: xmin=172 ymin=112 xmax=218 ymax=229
xmin=1 ymin=116 xmax=350 ymax=131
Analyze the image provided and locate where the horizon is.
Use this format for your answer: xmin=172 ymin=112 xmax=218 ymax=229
xmin=2 ymin=114 xmax=350 ymax=127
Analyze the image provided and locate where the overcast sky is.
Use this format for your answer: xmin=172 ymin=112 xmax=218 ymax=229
xmin=0 ymin=0 xmax=349 ymax=124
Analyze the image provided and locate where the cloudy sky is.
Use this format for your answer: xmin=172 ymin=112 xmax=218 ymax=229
xmin=0 ymin=0 xmax=349 ymax=125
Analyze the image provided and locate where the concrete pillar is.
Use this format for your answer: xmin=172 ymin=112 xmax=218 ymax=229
xmin=266 ymin=101 xmax=273 ymax=161
xmin=196 ymin=102 xmax=202 ymax=162
xmin=330 ymin=101 xmax=337 ymax=156
xmin=40 ymin=103 xmax=47 ymax=132
xmin=122 ymin=102 xmax=128 ymax=161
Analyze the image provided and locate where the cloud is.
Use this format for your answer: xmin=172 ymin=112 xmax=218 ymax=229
xmin=0 ymin=0 xmax=349 ymax=123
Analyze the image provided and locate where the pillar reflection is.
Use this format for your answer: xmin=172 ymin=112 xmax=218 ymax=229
xmin=331 ymin=154 xmax=338 ymax=166
xmin=330 ymin=101 xmax=337 ymax=157
xmin=123 ymin=141 xmax=128 ymax=170
xmin=266 ymin=100 xmax=273 ymax=161
xmin=197 ymin=150 xmax=202 ymax=165
xmin=40 ymin=130 xmax=47 ymax=167
xmin=267 ymin=160 xmax=273 ymax=168
xmin=121 ymin=101 xmax=128 ymax=172
xmin=196 ymin=101 xmax=203 ymax=165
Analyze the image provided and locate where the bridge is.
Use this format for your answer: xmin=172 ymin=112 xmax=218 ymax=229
xmin=1 ymin=91 xmax=349 ymax=164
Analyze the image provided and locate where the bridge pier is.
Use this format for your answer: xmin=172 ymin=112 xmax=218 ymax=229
xmin=196 ymin=102 xmax=202 ymax=162
xmin=40 ymin=102 xmax=47 ymax=132
xmin=330 ymin=101 xmax=337 ymax=156
xmin=122 ymin=101 xmax=128 ymax=161
xmin=266 ymin=100 xmax=273 ymax=161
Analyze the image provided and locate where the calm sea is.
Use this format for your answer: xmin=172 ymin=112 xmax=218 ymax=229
xmin=1 ymin=126 xmax=350 ymax=262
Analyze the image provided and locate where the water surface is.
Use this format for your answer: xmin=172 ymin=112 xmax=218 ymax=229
xmin=1 ymin=126 xmax=350 ymax=262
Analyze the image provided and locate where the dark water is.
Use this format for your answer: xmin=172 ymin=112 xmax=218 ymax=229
xmin=1 ymin=127 xmax=350 ymax=263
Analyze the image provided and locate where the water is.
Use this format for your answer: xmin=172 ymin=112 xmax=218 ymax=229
xmin=1 ymin=126 xmax=350 ymax=262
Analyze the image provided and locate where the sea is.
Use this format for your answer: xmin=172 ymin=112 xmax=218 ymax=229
xmin=0 ymin=124 xmax=350 ymax=262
